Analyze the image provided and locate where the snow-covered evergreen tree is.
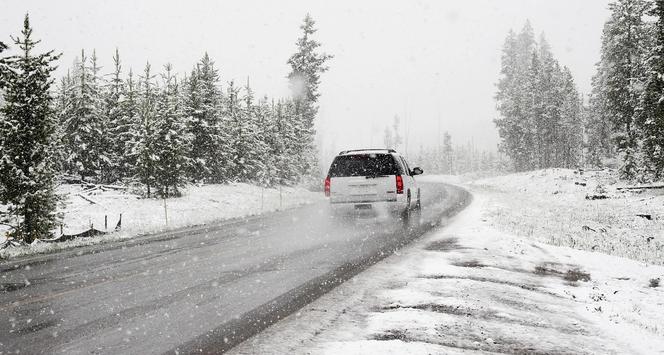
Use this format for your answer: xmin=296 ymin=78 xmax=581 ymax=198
xmin=185 ymin=53 xmax=229 ymax=182
xmin=559 ymin=67 xmax=583 ymax=168
xmin=90 ymin=50 xmax=113 ymax=183
xmin=595 ymin=0 xmax=651 ymax=178
xmin=53 ymin=72 xmax=73 ymax=173
xmin=183 ymin=65 xmax=203 ymax=179
xmin=536 ymin=35 xmax=564 ymax=168
xmin=586 ymin=50 xmax=615 ymax=167
xmin=442 ymin=131 xmax=453 ymax=174
xmin=495 ymin=26 xmax=534 ymax=171
xmin=117 ymin=69 xmax=139 ymax=178
xmin=255 ymin=97 xmax=278 ymax=186
xmin=61 ymin=49 xmax=106 ymax=181
xmin=0 ymin=14 xmax=60 ymax=242
xmin=523 ymin=51 xmax=542 ymax=169
xmin=287 ymin=14 xmax=332 ymax=179
xmin=226 ymin=80 xmax=248 ymax=180
xmin=131 ymin=62 xmax=158 ymax=197
xmin=152 ymin=64 xmax=189 ymax=197
xmin=0 ymin=41 xmax=7 ymax=87
xmin=229 ymin=79 xmax=267 ymax=182
xmin=269 ymin=99 xmax=299 ymax=184
xmin=103 ymin=48 xmax=125 ymax=182
xmin=638 ymin=0 xmax=664 ymax=178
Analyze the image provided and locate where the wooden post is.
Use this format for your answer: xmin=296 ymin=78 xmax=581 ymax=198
xmin=104 ymin=215 xmax=108 ymax=230
xmin=60 ymin=224 xmax=63 ymax=236
xmin=115 ymin=213 xmax=122 ymax=231
xmin=163 ymin=198 xmax=169 ymax=227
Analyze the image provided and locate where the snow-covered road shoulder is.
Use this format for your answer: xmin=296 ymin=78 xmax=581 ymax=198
xmin=1 ymin=183 xmax=323 ymax=260
xmin=230 ymin=188 xmax=664 ymax=355
xmin=471 ymin=168 xmax=664 ymax=265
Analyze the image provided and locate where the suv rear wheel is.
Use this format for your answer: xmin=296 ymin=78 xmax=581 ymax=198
xmin=401 ymin=191 xmax=411 ymax=221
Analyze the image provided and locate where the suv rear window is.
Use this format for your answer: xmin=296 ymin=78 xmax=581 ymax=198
xmin=328 ymin=154 xmax=399 ymax=177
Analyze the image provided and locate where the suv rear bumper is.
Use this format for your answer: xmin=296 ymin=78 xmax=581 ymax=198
xmin=329 ymin=199 xmax=407 ymax=215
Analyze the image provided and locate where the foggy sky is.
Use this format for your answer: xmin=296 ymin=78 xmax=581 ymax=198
xmin=1 ymin=0 xmax=611 ymax=161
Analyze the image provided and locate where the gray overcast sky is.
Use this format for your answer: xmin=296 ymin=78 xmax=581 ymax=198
xmin=2 ymin=0 xmax=611 ymax=162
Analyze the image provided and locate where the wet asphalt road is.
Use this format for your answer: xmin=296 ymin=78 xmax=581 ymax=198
xmin=0 ymin=182 xmax=470 ymax=354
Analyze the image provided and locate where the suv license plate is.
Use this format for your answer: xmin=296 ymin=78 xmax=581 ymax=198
xmin=354 ymin=204 xmax=372 ymax=210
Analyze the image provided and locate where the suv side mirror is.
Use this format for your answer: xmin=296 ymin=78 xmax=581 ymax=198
xmin=411 ymin=167 xmax=423 ymax=176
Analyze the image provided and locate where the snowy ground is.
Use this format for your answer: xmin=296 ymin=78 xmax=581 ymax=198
xmin=230 ymin=174 xmax=664 ymax=354
xmin=472 ymin=168 xmax=664 ymax=265
xmin=0 ymin=183 xmax=322 ymax=259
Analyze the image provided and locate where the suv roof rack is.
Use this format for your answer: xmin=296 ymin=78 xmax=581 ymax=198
xmin=338 ymin=148 xmax=397 ymax=155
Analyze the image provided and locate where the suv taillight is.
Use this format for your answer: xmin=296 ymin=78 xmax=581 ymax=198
xmin=396 ymin=175 xmax=404 ymax=194
xmin=324 ymin=176 xmax=331 ymax=197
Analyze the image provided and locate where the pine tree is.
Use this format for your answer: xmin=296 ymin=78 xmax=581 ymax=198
xmin=62 ymin=49 xmax=105 ymax=181
xmin=638 ymin=0 xmax=664 ymax=178
xmin=0 ymin=41 xmax=7 ymax=88
xmin=183 ymin=65 xmax=204 ymax=179
xmin=586 ymin=54 xmax=614 ymax=167
xmin=524 ymin=50 xmax=544 ymax=169
xmin=235 ymin=79 xmax=267 ymax=182
xmin=559 ymin=67 xmax=583 ymax=168
xmin=104 ymin=48 xmax=126 ymax=182
xmin=255 ymin=97 xmax=277 ymax=186
xmin=185 ymin=53 xmax=228 ymax=182
xmin=0 ymin=14 xmax=60 ymax=242
xmin=597 ymin=0 xmax=651 ymax=178
xmin=153 ymin=64 xmax=189 ymax=197
xmin=495 ymin=24 xmax=538 ymax=171
xmin=537 ymin=35 xmax=564 ymax=168
xmin=90 ymin=50 xmax=113 ymax=183
xmin=494 ymin=30 xmax=522 ymax=170
xmin=131 ymin=62 xmax=158 ymax=197
xmin=53 ymin=72 xmax=73 ymax=173
xmin=118 ymin=69 xmax=139 ymax=178
xmin=226 ymin=80 xmax=248 ymax=180
xmin=442 ymin=131 xmax=453 ymax=174
xmin=287 ymin=14 xmax=332 ymax=179
xmin=271 ymin=99 xmax=299 ymax=184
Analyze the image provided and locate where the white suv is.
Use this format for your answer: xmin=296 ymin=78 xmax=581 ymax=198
xmin=324 ymin=149 xmax=423 ymax=218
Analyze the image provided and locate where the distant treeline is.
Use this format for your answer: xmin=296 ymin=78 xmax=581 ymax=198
xmin=413 ymin=132 xmax=506 ymax=176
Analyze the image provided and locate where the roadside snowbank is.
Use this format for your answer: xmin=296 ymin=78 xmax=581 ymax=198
xmin=230 ymin=183 xmax=664 ymax=355
xmin=0 ymin=183 xmax=322 ymax=259
xmin=470 ymin=168 xmax=664 ymax=265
